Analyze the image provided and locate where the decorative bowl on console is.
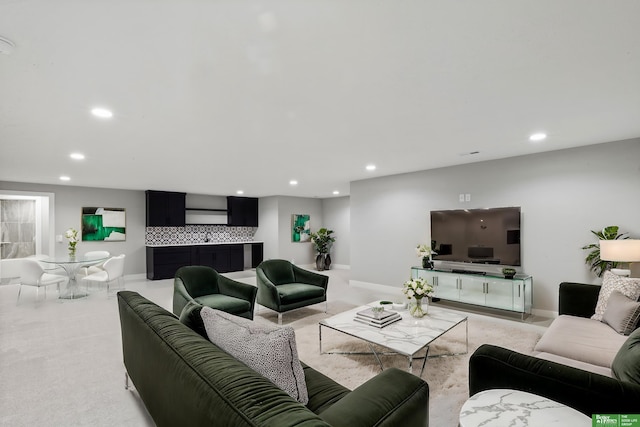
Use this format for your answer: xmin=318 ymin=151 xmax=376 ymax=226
xmin=502 ymin=268 xmax=516 ymax=279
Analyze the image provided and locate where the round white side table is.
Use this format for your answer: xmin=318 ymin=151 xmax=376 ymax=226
xmin=459 ymin=389 xmax=591 ymax=427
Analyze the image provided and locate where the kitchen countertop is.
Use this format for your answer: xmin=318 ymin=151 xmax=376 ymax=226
xmin=146 ymin=241 xmax=262 ymax=248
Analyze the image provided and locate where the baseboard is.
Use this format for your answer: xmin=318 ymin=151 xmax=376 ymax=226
xmin=349 ymin=280 xmax=399 ymax=294
xmin=124 ymin=273 xmax=147 ymax=281
xmin=532 ymin=308 xmax=557 ymax=318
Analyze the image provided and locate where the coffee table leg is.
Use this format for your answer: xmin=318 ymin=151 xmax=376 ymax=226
xmin=419 ymin=346 xmax=429 ymax=377
xmin=319 ymin=324 xmax=323 ymax=354
xmin=368 ymin=343 xmax=384 ymax=372
xmin=465 ymin=319 xmax=469 ymax=354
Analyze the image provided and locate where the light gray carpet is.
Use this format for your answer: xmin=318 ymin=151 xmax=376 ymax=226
xmin=0 ymin=271 xmax=544 ymax=426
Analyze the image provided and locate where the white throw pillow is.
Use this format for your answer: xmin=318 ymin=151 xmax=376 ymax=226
xmin=200 ymin=307 xmax=308 ymax=404
xmin=592 ymin=271 xmax=640 ymax=322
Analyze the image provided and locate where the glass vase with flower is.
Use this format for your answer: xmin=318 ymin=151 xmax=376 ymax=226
xmin=402 ymin=277 xmax=434 ymax=318
xmin=65 ymin=228 xmax=79 ymax=258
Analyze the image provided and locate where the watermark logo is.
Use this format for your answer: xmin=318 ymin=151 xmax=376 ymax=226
xmin=593 ymin=414 xmax=640 ymax=427
xmin=594 ymin=415 xmax=619 ymax=426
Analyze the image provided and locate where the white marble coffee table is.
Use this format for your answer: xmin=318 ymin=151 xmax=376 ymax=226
xmin=459 ymin=389 xmax=591 ymax=427
xmin=319 ymin=301 xmax=467 ymax=376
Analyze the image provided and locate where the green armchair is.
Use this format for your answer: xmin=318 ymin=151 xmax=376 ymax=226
xmin=256 ymin=259 xmax=328 ymax=324
xmin=173 ymin=266 xmax=257 ymax=320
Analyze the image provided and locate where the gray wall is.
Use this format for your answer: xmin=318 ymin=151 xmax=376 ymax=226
xmin=5 ymin=137 xmax=638 ymax=313
xmin=350 ymin=138 xmax=640 ymax=314
xmin=0 ymin=181 xmax=146 ymax=275
xmin=254 ymin=196 xmax=328 ymax=266
xmin=0 ymin=183 xmax=336 ymax=275
xmin=255 ymin=196 xmax=279 ymax=260
xmin=276 ymin=196 xmax=323 ymax=265
xmin=321 ymin=196 xmax=350 ymax=267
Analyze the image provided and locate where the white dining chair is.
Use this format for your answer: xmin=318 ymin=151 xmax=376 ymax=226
xmin=81 ymin=254 xmax=125 ymax=293
xmin=17 ymin=259 xmax=68 ymax=304
xmin=29 ymin=254 xmax=66 ymax=275
xmin=77 ymin=251 xmax=111 ymax=286
xmin=1 ymin=258 xmax=23 ymax=285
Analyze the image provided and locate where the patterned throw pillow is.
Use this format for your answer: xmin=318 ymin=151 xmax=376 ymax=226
xmin=592 ymin=271 xmax=640 ymax=322
xmin=200 ymin=307 xmax=309 ymax=404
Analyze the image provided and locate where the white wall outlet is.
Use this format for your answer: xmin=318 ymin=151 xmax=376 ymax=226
xmin=465 ymin=194 xmax=471 ymax=202
xmin=459 ymin=194 xmax=465 ymax=202
xmin=56 ymin=234 xmax=63 ymax=243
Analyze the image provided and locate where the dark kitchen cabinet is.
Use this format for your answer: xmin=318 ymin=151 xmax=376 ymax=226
xmin=147 ymin=243 xmax=263 ymax=280
xmin=146 ymin=190 xmax=186 ymax=227
xmin=227 ymin=196 xmax=258 ymax=227
xmin=228 ymin=244 xmax=245 ymax=272
xmin=196 ymin=244 xmax=244 ymax=273
xmin=196 ymin=245 xmax=230 ymax=273
xmin=146 ymin=246 xmax=192 ymax=280
xmin=251 ymin=243 xmax=264 ymax=268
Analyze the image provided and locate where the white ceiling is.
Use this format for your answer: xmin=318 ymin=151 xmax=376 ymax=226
xmin=1 ymin=1 xmax=639 ymax=198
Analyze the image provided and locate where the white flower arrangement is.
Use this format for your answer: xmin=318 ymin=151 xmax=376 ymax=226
xmin=65 ymin=228 xmax=78 ymax=251
xmin=415 ymin=244 xmax=435 ymax=259
xmin=402 ymin=277 xmax=434 ymax=300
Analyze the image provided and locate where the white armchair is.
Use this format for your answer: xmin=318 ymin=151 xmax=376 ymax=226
xmin=17 ymin=259 xmax=68 ymax=304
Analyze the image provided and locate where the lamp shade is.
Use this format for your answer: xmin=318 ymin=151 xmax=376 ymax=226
xmin=599 ymin=239 xmax=640 ymax=262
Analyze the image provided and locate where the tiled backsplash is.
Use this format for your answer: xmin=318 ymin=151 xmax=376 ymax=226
xmin=146 ymin=225 xmax=257 ymax=245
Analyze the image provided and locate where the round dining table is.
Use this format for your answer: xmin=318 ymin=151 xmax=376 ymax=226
xmin=39 ymin=254 xmax=109 ymax=299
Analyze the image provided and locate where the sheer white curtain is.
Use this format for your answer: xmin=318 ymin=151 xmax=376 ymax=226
xmin=0 ymin=192 xmax=54 ymax=259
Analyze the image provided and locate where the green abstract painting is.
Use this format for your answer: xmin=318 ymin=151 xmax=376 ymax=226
xmin=292 ymin=214 xmax=311 ymax=242
xmin=82 ymin=207 xmax=126 ymax=241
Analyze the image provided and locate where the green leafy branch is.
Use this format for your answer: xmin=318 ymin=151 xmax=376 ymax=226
xmin=581 ymin=225 xmax=628 ymax=277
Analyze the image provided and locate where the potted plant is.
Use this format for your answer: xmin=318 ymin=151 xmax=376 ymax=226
xmin=582 ymin=225 xmax=628 ymax=277
xmin=310 ymin=228 xmax=335 ymax=271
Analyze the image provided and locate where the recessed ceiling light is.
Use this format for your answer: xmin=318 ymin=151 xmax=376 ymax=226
xmin=529 ymin=133 xmax=547 ymax=142
xmin=289 ymin=180 xmax=298 ymax=186
xmin=59 ymin=176 xmax=70 ymax=181
xmin=236 ymin=190 xmax=244 ymax=195
xmin=91 ymin=107 xmax=113 ymax=119
xmin=333 ymin=191 xmax=340 ymax=195
xmin=366 ymin=164 xmax=376 ymax=171
xmin=70 ymin=153 xmax=85 ymax=160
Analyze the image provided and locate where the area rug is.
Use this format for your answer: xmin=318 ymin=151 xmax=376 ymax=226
xmin=267 ymin=304 xmax=542 ymax=427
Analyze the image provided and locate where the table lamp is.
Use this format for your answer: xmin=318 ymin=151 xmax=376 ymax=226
xmin=599 ymin=239 xmax=640 ymax=277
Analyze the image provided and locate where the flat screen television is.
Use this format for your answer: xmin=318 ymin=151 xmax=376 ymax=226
xmin=430 ymin=207 xmax=521 ymax=267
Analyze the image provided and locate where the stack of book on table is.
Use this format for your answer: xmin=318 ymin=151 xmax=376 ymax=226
xmin=354 ymin=307 xmax=401 ymax=328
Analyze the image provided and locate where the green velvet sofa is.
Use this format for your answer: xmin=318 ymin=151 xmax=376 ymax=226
xmin=117 ymin=291 xmax=430 ymax=426
xmin=469 ymin=282 xmax=640 ymax=416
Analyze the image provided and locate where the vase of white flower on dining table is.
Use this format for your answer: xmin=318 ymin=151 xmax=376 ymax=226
xmin=402 ymin=277 xmax=434 ymax=318
xmin=65 ymin=227 xmax=79 ymax=258
xmin=416 ymin=243 xmax=436 ymax=269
